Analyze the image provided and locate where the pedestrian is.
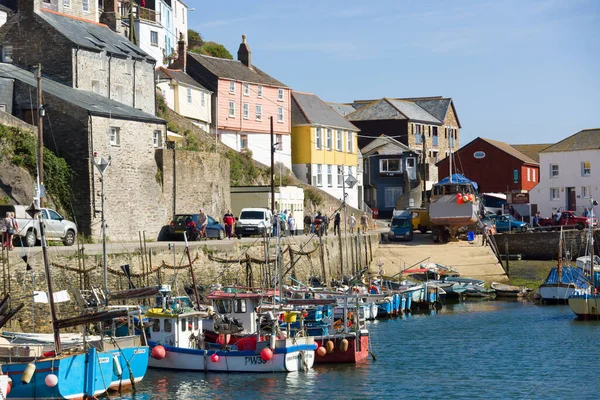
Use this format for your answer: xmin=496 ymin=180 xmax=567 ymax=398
xmin=3 ymin=212 xmax=15 ymax=250
xmin=554 ymin=208 xmax=562 ymax=224
xmin=360 ymin=213 xmax=368 ymax=233
xmin=349 ymin=214 xmax=356 ymax=234
xmin=303 ymin=214 xmax=312 ymax=235
xmin=532 ymin=211 xmax=541 ymax=228
xmin=223 ymin=209 xmax=234 ymax=239
xmin=482 ymin=223 xmax=489 ymax=247
xmin=287 ymin=213 xmax=295 ymax=236
xmin=584 ymin=207 xmax=590 ymax=218
xmin=197 ymin=209 xmax=208 ymax=239
xmin=333 ymin=212 xmax=341 ymax=236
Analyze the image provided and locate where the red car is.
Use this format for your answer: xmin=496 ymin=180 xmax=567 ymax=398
xmin=539 ymin=211 xmax=598 ymax=230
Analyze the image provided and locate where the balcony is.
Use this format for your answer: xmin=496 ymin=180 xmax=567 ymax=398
xmin=119 ymin=2 xmax=160 ymax=24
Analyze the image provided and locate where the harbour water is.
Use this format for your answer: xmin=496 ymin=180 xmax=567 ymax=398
xmin=123 ymin=300 xmax=599 ymax=399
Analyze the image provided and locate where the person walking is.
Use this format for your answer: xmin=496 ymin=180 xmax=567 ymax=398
xmin=3 ymin=212 xmax=15 ymax=250
xmin=333 ymin=212 xmax=341 ymax=236
xmin=532 ymin=211 xmax=541 ymax=228
xmin=223 ymin=210 xmax=234 ymax=239
xmin=197 ymin=209 xmax=208 ymax=240
xmin=360 ymin=213 xmax=368 ymax=232
xmin=482 ymin=223 xmax=489 ymax=247
xmin=287 ymin=213 xmax=295 ymax=236
xmin=349 ymin=214 xmax=356 ymax=234
xmin=303 ymin=214 xmax=312 ymax=235
xmin=584 ymin=207 xmax=590 ymax=218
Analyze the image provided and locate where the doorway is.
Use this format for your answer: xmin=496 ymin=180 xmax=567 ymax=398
xmin=566 ymin=187 xmax=576 ymax=211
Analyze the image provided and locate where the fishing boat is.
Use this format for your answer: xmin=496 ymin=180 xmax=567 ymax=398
xmin=443 ymin=277 xmax=485 ymax=287
xmin=429 ymin=174 xmax=480 ymax=243
xmin=464 ymin=285 xmax=496 ymax=298
xmin=490 ymin=282 xmax=531 ymax=298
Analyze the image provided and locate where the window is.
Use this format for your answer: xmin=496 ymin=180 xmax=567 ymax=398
xmin=348 ymin=166 xmax=354 ymax=177
xmin=337 ymin=166 xmax=343 ymax=187
xmin=243 ymin=102 xmax=249 ymax=119
xmin=234 ymin=299 xmax=247 ymax=313
xmin=384 ymin=187 xmax=403 ymax=207
xmin=229 ymin=81 xmax=235 ymax=94
xmin=550 ymin=164 xmax=559 ymax=177
xmin=82 ymin=0 xmax=89 ymax=12
xmin=432 ymin=126 xmax=438 ymax=146
xmin=150 ymin=31 xmax=158 ymax=46
xmin=277 ymin=106 xmax=284 ymax=123
xmin=201 ymin=92 xmax=205 ymax=107
xmin=380 ymin=159 xmax=402 ymax=173
xmin=582 ymin=161 xmax=591 ymax=176
xmin=243 ymin=83 xmax=249 ymax=96
xmin=527 ymin=168 xmax=530 ymax=182
xmin=91 ymin=80 xmax=100 ymax=94
xmin=1 ymin=46 xmax=12 ymax=63
xmin=276 ymin=134 xmax=283 ymax=150
xmin=228 ymin=101 xmax=235 ymax=117
xmin=532 ymin=169 xmax=536 ymax=182
xmin=327 ymin=165 xmax=333 ymax=187
xmin=257 ymin=86 xmax=263 ymax=98
xmin=582 ymin=186 xmax=591 ymax=198
xmin=415 ymin=124 xmax=422 ymax=144
xmin=181 ymin=318 xmax=187 ymax=332
xmin=109 ymin=127 xmax=120 ymax=146
xmin=164 ymin=319 xmax=172 ymax=333
xmin=255 ymin=104 xmax=262 ymax=121
xmin=240 ymin=134 xmax=248 ymax=149
xmin=326 ymin=129 xmax=333 ymax=150
xmin=194 ymin=318 xmax=199 ymax=330
xmin=336 ymin=130 xmax=343 ymax=151
xmin=186 ymin=88 xmax=192 ymax=104
xmin=406 ymin=158 xmax=416 ymax=179
xmin=316 ymin=164 xmax=323 ymax=186
xmin=550 ymin=188 xmax=560 ymax=200
xmin=315 ymin=128 xmax=322 ymax=149
xmin=152 ymin=318 xmax=160 ymax=332
xmin=347 ymin=131 xmax=354 ymax=153
xmin=115 ymin=85 xmax=123 ymax=102
xmin=278 ymin=88 xmax=284 ymax=101
xmin=63 ymin=0 xmax=70 ymax=7
xmin=153 ymin=130 xmax=163 ymax=148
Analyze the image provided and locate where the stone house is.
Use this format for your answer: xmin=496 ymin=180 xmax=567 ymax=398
xmin=529 ymin=128 xmax=600 ymax=217
xmin=332 ymin=97 xmax=461 ymax=191
xmin=361 ymin=136 xmax=421 ymax=218
xmin=172 ymin=35 xmax=293 ymax=169
xmin=0 ymin=0 xmax=156 ymax=115
xmin=156 ymin=66 xmax=212 ymax=132
xmin=290 ymin=91 xmax=361 ymax=208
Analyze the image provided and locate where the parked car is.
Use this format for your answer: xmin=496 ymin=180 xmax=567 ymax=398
xmin=0 ymin=205 xmax=77 ymax=247
xmin=235 ymin=208 xmax=273 ymax=238
xmin=168 ymin=214 xmax=225 ymax=240
xmin=538 ymin=211 xmax=597 ymax=230
xmin=482 ymin=214 xmax=528 ymax=233
xmin=388 ymin=210 xmax=413 ymax=241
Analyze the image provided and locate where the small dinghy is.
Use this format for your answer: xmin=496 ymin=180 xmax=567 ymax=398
xmin=491 ymin=282 xmax=531 ymax=298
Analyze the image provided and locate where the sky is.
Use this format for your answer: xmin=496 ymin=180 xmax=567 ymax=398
xmin=188 ymin=0 xmax=600 ymax=146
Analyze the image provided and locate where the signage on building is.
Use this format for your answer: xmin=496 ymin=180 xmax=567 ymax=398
xmin=510 ymin=192 xmax=530 ymax=204
xmin=473 ymin=151 xmax=486 ymax=159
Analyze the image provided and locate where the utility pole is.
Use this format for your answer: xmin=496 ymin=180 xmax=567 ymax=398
xmin=36 ymin=64 xmax=44 ymax=208
xmin=270 ymin=116 xmax=275 ymax=212
xmin=341 ymin=165 xmax=349 ymax=278
xmin=421 ymin=129 xmax=427 ymax=206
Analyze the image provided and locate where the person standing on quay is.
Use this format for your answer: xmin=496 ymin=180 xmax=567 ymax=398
xmin=303 ymin=214 xmax=312 ymax=235
xmin=287 ymin=213 xmax=295 ymax=236
xmin=223 ymin=210 xmax=234 ymax=239
xmin=349 ymin=214 xmax=356 ymax=234
xmin=482 ymin=223 xmax=489 ymax=246
xmin=333 ymin=212 xmax=341 ymax=235
xmin=360 ymin=213 xmax=368 ymax=232
xmin=198 ymin=209 xmax=208 ymax=240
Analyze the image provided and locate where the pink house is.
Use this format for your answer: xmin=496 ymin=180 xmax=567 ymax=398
xmin=174 ymin=35 xmax=291 ymax=168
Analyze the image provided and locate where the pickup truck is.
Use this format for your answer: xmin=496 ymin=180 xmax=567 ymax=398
xmin=0 ymin=205 xmax=77 ymax=247
xmin=538 ymin=211 xmax=598 ymax=230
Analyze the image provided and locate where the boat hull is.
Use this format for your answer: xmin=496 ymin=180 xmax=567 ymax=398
xmin=148 ymin=338 xmax=315 ymax=373
xmin=314 ymin=330 xmax=370 ymax=364
xmin=538 ymin=285 xmax=578 ymax=303
xmin=568 ymin=295 xmax=600 ymax=319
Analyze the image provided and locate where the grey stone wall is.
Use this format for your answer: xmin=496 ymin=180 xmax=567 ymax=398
xmin=494 ymin=229 xmax=599 ymax=260
xmin=0 ymin=110 xmax=35 ymax=131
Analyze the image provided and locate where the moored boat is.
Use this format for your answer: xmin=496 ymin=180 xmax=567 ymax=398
xmin=490 ymin=282 xmax=531 ymax=297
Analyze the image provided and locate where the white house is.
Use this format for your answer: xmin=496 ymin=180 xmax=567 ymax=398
xmin=156 ymin=66 xmax=212 ymax=132
xmin=172 ymin=0 xmax=188 ymax=47
xmin=530 ymin=128 xmax=600 ymax=217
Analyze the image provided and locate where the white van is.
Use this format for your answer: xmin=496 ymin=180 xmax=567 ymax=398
xmin=234 ymin=208 xmax=273 ymax=238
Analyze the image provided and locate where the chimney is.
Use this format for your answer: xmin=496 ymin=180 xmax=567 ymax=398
xmin=237 ymin=34 xmax=251 ymax=68
xmin=170 ymin=33 xmax=187 ymax=72
xmin=18 ymin=0 xmax=40 ymax=15
xmin=99 ymin=0 xmax=119 ymax=32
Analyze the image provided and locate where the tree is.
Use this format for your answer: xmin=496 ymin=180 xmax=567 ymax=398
xmin=188 ymin=29 xmax=204 ymax=48
xmin=189 ymin=41 xmax=233 ymax=60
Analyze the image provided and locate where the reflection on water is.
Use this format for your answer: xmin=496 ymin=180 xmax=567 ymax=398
xmin=123 ymin=300 xmax=600 ymax=400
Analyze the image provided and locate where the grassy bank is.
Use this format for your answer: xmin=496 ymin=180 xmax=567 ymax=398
xmin=506 ymin=260 xmax=557 ymax=290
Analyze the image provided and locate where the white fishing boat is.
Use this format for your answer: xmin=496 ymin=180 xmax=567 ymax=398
xmin=490 ymin=282 xmax=531 ymax=298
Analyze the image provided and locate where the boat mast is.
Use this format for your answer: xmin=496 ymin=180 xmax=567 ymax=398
xmin=557 ymin=227 xmax=563 ymax=285
xmin=183 ymin=233 xmax=202 ymax=310
xmin=449 ymin=145 xmax=453 ymax=184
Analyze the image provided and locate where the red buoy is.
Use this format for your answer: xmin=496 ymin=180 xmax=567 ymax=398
xmin=42 ymin=351 xmax=55 ymax=358
xmin=260 ymin=347 xmax=273 ymax=362
xmin=210 ymin=353 xmax=219 ymax=363
xmin=6 ymin=377 xmax=11 ymax=395
xmin=151 ymin=345 xmax=166 ymax=360
xmin=456 ymin=193 xmax=464 ymax=204
xmin=316 ymin=346 xmax=327 ymax=357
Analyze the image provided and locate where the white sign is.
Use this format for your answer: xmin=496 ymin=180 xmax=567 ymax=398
xmin=33 ymin=290 xmax=71 ymax=304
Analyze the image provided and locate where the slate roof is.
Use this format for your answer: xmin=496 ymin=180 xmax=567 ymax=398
xmin=346 ymin=99 xmax=408 ymax=121
xmin=156 ymin=67 xmax=210 ymax=91
xmin=187 ymin=52 xmax=287 ymax=87
xmin=326 ymin=102 xmax=357 ymax=117
xmin=387 ymin=99 xmax=441 ymax=124
xmin=361 ymin=135 xmax=412 ymax=157
xmin=39 ymin=9 xmax=154 ymax=61
xmin=291 ymin=92 xmax=358 ymax=131
xmin=480 ymin=138 xmax=538 ymax=164
xmin=412 ymin=99 xmax=451 ymax=122
xmin=0 ymin=63 xmax=163 ymax=123
xmin=541 ymin=129 xmax=600 ymax=153
xmin=510 ymin=144 xmax=552 ymax=163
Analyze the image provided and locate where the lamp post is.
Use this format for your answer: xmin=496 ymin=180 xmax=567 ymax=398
xmin=94 ymin=153 xmax=111 ymax=304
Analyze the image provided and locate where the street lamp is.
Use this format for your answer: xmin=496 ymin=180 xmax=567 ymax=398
xmin=94 ymin=153 xmax=112 ymax=303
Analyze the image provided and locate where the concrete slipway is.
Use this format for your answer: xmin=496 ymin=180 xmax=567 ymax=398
xmin=376 ymin=233 xmax=509 ymax=283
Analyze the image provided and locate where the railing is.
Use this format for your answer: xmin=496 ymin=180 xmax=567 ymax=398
xmin=119 ymin=3 xmax=160 ymax=23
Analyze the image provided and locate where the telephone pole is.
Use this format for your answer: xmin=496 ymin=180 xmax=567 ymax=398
xmin=270 ymin=116 xmax=275 ymax=212
xmin=36 ymin=64 xmax=44 ymax=208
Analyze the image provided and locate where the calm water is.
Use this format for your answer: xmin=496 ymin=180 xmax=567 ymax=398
xmin=121 ymin=301 xmax=599 ymax=400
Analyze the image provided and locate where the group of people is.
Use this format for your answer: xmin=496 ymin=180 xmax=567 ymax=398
xmin=2 ymin=211 xmax=18 ymax=250
xmin=303 ymin=211 xmax=370 ymax=236
xmin=273 ymin=210 xmax=296 ymax=237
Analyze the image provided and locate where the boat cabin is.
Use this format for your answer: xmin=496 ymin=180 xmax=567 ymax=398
xmin=432 ymin=183 xmax=476 ymax=196
xmin=207 ymin=291 xmax=263 ymax=334
xmin=146 ymin=309 xmax=203 ymax=348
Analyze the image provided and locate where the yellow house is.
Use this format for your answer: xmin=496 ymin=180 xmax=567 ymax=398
xmin=291 ymin=91 xmax=360 ymax=207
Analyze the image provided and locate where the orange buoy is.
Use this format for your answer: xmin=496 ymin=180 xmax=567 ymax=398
xmin=456 ymin=194 xmax=464 ymax=204
xmin=339 ymin=338 xmax=349 ymax=352
xmin=325 ymin=340 xmax=335 ymax=354
xmin=151 ymin=345 xmax=166 ymax=360
xmin=6 ymin=377 xmax=12 ymax=395
xmin=210 ymin=353 xmax=219 ymax=363
xmin=316 ymin=346 xmax=327 ymax=357
xmin=260 ymin=347 xmax=273 ymax=362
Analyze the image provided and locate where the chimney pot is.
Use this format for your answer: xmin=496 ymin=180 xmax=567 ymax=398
xmin=237 ymin=34 xmax=252 ymax=69
xmin=171 ymin=33 xmax=187 ymax=72
xmin=99 ymin=0 xmax=119 ymax=32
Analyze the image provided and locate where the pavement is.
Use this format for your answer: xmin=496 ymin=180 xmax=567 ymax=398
xmin=375 ymin=233 xmax=509 ymax=283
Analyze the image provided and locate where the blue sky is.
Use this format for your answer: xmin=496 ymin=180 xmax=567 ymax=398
xmin=188 ymin=0 xmax=600 ymax=146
